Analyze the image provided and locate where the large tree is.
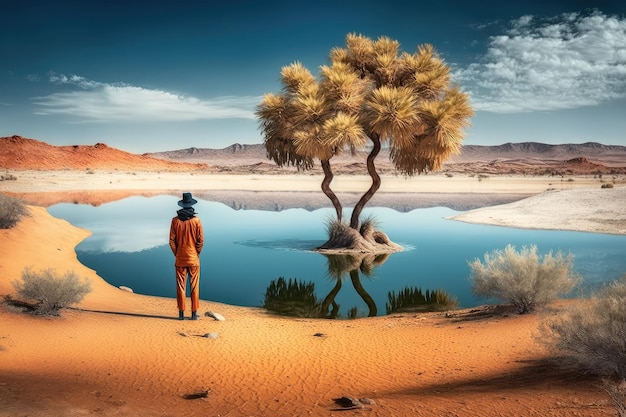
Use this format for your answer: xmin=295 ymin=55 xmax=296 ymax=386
xmin=256 ymin=61 xmax=366 ymax=221
xmin=257 ymin=33 xmax=473 ymax=239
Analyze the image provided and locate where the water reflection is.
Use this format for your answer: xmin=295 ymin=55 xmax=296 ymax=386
xmin=263 ymin=252 xmax=387 ymax=319
xmin=386 ymin=287 xmax=458 ymax=314
xmin=53 ymin=195 xmax=178 ymax=253
xmin=263 ymin=277 xmax=320 ymax=318
xmin=322 ymin=253 xmax=390 ymax=318
xmin=264 ymin=252 xmax=458 ymax=319
xmin=46 ymin=194 xmax=626 ymax=316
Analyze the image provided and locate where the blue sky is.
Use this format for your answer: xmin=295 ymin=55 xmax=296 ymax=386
xmin=1 ymin=0 xmax=625 ymax=153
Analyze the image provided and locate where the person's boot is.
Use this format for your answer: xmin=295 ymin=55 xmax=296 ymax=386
xmin=191 ymin=311 xmax=198 ymax=320
xmin=179 ymin=310 xmax=185 ymax=320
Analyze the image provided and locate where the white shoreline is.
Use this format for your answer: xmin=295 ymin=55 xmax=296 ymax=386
xmin=451 ymin=187 xmax=626 ymax=235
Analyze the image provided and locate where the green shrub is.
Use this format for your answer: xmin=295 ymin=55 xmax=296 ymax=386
xmin=263 ymin=277 xmax=320 ymax=317
xmin=469 ymin=244 xmax=579 ymax=314
xmin=12 ymin=267 xmax=92 ymax=315
xmin=541 ymin=274 xmax=626 ymax=379
xmin=346 ymin=306 xmax=359 ymax=319
xmin=0 ymin=193 xmax=28 ymax=229
xmin=387 ymin=286 xmax=458 ymax=314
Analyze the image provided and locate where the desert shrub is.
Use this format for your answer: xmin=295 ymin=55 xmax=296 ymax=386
xmin=1 ymin=173 xmax=17 ymax=181
xmin=323 ymin=220 xmax=357 ymax=247
xmin=358 ymin=216 xmax=378 ymax=236
xmin=0 ymin=193 xmax=28 ymax=229
xmin=12 ymin=267 xmax=92 ymax=315
xmin=469 ymin=244 xmax=579 ymax=314
xmin=541 ymin=274 xmax=626 ymax=379
xmin=601 ymin=183 xmax=614 ymax=188
xmin=605 ymin=380 xmax=626 ymax=417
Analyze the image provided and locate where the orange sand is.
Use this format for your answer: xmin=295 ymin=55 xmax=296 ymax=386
xmin=0 ymin=205 xmax=614 ymax=416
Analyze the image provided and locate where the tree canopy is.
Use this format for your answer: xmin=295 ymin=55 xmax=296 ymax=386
xmin=257 ymin=33 xmax=473 ymax=232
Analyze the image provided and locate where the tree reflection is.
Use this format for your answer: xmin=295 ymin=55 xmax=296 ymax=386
xmin=321 ymin=252 xmax=390 ymax=318
xmin=263 ymin=253 xmax=389 ymax=319
xmin=263 ymin=253 xmax=459 ymax=318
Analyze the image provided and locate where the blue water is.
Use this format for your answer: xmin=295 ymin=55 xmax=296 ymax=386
xmin=47 ymin=195 xmax=626 ymax=317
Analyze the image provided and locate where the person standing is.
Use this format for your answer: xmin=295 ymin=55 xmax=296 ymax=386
xmin=169 ymin=192 xmax=204 ymax=320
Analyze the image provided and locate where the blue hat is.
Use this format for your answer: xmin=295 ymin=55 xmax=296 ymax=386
xmin=178 ymin=192 xmax=197 ymax=208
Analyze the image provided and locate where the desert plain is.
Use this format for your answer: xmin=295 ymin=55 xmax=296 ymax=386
xmin=1 ymin=136 xmax=626 ymax=416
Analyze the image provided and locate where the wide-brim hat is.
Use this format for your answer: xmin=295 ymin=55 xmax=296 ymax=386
xmin=178 ymin=192 xmax=198 ymax=208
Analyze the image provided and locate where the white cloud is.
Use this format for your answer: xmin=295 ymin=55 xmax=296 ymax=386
xmin=49 ymin=73 xmax=103 ymax=89
xmin=455 ymin=11 xmax=626 ymax=113
xmin=33 ymin=74 xmax=260 ymax=122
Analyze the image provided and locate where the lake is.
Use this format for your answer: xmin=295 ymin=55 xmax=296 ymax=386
xmin=47 ymin=194 xmax=626 ymax=318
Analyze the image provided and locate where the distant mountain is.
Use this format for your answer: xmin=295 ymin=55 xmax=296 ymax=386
xmin=146 ymin=143 xmax=268 ymax=166
xmin=2 ymin=135 xmax=625 ymax=175
xmin=0 ymin=135 xmax=209 ymax=171
xmin=148 ymin=141 xmax=626 ymax=174
xmin=451 ymin=142 xmax=626 ymax=166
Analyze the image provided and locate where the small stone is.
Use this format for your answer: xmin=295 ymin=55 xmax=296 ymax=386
xmin=118 ymin=286 xmax=133 ymax=293
xmin=202 ymin=333 xmax=219 ymax=339
xmin=313 ymin=333 xmax=326 ymax=337
xmin=182 ymin=389 xmax=210 ymax=400
xmin=204 ymin=311 xmax=225 ymax=321
xmin=333 ymin=396 xmax=361 ymax=408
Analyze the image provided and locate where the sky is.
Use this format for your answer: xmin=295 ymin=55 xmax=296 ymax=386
xmin=1 ymin=0 xmax=625 ymax=153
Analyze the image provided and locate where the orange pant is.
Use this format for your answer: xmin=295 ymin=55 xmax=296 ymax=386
xmin=175 ymin=266 xmax=200 ymax=312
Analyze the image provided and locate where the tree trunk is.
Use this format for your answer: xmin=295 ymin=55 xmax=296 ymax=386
xmin=350 ymin=134 xmax=381 ymax=229
xmin=320 ymin=159 xmax=342 ymax=221
xmin=349 ymin=269 xmax=377 ymax=317
xmin=319 ymin=278 xmax=342 ymax=319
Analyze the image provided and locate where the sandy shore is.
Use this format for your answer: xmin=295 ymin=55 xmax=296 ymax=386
xmin=2 ymin=169 xmax=620 ymax=213
xmin=1 ymin=172 xmax=624 ymax=416
xmin=0 ymin=169 xmax=613 ymax=194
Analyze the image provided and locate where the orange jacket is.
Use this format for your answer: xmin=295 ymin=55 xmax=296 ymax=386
xmin=169 ymin=216 xmax=204 ymax=267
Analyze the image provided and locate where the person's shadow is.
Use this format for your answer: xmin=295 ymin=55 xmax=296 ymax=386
xmin=69 ymin=307 xmax=180 ymax=321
